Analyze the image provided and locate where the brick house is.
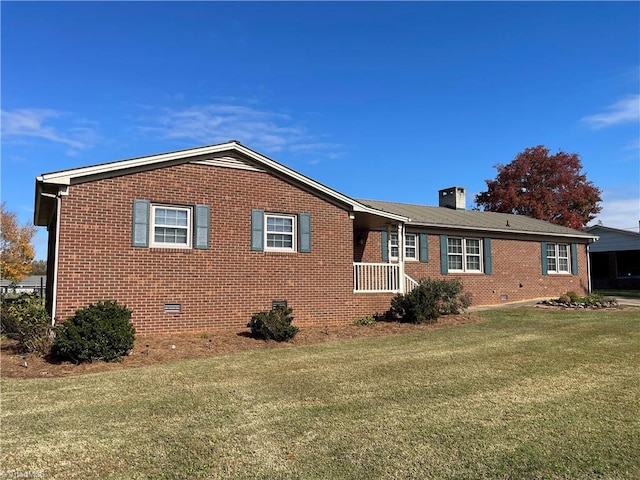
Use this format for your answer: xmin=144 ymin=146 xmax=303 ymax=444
xmin=34 ymin=141 xmax=597 ymax=333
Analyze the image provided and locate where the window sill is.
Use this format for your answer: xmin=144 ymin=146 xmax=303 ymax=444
xmin=259 ymin=250 xmax=298 ymax=255
xmin=448 ymin=271 xmax=485 ymax=275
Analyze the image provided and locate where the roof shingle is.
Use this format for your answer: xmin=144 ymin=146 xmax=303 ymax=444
xmin=358 ymin=199 xmax=595 ymax=239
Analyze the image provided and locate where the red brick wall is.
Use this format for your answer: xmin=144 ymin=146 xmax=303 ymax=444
xmin=54 ymin=163 xmax=360 ymax=334
xmin=368 ymin=230 xmax=590 ymax=307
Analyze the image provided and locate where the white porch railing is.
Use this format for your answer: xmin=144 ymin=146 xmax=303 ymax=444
xmin=404 ymin=274 xmax=419 ymax=293
xmin=353 ymin=262 xmax=400 ymax=293
xmin=353 ymin=262 xmax=421 ymax=294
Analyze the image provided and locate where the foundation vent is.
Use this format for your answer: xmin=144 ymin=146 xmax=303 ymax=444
xmin=272 ymin=300 xmax=288 ymax=309
xmin=164 ymin=304 xmax=182 ymax=313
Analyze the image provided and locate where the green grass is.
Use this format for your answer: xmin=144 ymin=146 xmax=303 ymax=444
xmin=2 ymin=308 xmax=639 ymax=480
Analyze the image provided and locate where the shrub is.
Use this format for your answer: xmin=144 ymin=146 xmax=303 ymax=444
xmin=426 ymin=277 xmax=472 ymax=315
xmin=583 ymin=293 xmax=606 ymax=305
xmin=248 ymin=305 xmax=298 ymax=342
xmin=1 ymin=294 xmax=52 ymax=356
xmin=566 ymin=291 xmax=581 ymax=303
xmin=558 ymin=294 xmax=571 ymax=303
xmin=52 ymin=300 xmax=135 ymax=363
xmin=391 ymin=278 xmax=471 ymax=324
xmin=391 ymin=284 xmax=439 ymax=324
xmin=353 ymin=315 xmax=377 ymax=326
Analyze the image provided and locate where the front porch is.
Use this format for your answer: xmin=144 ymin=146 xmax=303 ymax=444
xmin=351 ymin=207 xmax=418 ymax=294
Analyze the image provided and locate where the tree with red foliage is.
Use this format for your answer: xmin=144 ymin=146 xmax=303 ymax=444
xmin=475 ymin=146 xmax=602 ymax=229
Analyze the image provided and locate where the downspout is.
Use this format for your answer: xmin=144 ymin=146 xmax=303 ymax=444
xmin=44 ymin=188 xmax=67 ymax=326
xmin=586 ymin=239 xmax=594 ymax=294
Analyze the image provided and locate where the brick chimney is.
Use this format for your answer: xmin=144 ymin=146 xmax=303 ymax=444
xmin=439 ymin=187 xmax=466 ymax=210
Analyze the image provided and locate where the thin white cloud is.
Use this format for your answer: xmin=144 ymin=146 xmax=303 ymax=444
xmin=624 ymin=137 xmax=640 ymax=152
xmin=581 ymin=95 xmax=640 ymax=129
xmin=1 ymin=108 xmax=97 ymax=151
xmin=289 ymin=142 xmax=343 ymax=153
xmin=137 ymin=103 xmax=343 ymax=159
xmin=590 ymin=190 xmax=640 ymax=232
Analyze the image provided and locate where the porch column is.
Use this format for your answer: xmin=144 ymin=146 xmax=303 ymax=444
xmin=398 ymin=223 xmax=405 ymax=294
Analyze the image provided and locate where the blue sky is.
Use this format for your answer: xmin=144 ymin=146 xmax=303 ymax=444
xmin=2 ymin=1 xmax=639 ymax=260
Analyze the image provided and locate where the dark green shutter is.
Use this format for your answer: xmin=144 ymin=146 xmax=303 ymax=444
xmin=132 ymin=199 xmax=150 ymax=247
xmin=541 ymin=242 xmax=548 ymax=275
xmin=194 ymin=205 xmax=210 ymax=249
xmin=419 ymin=233 xmax=428 ymax=263
xmin=440 ymin=235 xmax=448 ymax=274
xmin=299 ymin=213 xmax=311 ymax=253
xmin=483 ymin=237 xmax=492 ymax=275
xmin=571 ymin=243 xmax=578 ymax=275
xmin=381 ymin=231 xmax=388 ymax=262
xmin=251 ymin=209 xmax=264 ymax=251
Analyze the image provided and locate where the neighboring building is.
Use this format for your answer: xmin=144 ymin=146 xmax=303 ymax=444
xmin=586 ymin=225 xmax=640 ymax=290
xmin=0 ymin=275 xmax=47 ymax=296
xmin=34 ymin=141 xmax=597 ymax=333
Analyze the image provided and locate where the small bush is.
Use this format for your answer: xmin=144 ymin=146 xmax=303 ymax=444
xmin=248 ymin=306 xmax=298 ymax=342
xmin=566 ymin=291 xmax=581 ymax=303
xmin=353 ymin=315 xmax=377 ymax=326
xmin=583 ymin=293 xmax=607 ymax=305
xmin=52 ymin=300 xmax=135 ymax=363
xmin=558 ymin=294 xmax=571 ymax=303
xmin=391 ymin=278 xmax=471 ymax=324
xmin=391 ymin=284 xmax=439 ymax=324
xmin=1 ymin=294 xmax=52 ymax=356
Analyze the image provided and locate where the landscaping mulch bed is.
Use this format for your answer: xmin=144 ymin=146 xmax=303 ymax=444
xmin=1 ymin=313 xmax=483 ymax=379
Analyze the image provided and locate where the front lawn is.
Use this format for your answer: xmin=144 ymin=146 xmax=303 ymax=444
xmin=1 ymin=307 xmax=638 ymax=479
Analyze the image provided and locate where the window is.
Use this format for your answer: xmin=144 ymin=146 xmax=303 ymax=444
xmin=389 ymin=233 xmax=399 ymax=259
xmin=251 ymin=210 xmax=311 ymax=253
xmin=132 ymin=200 xmax=209 ymax=249
xmin=151 ymin=205 xmax=191 ymax=248
xmin=389 ymin=233 xmax=419 ymax=260
xmin=405 ymin=234 xmax=418 ymax=260
xmin=546 ymin=243 xmax=571 ymax=274
xmin=265 ymin=214 xmax=296 ymax=251
xmin=447 ymin=237 xmax=482 ymax=273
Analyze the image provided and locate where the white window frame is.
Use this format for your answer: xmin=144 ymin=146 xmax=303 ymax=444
xmin=389 ymin=233 xmax=419 ymax=261
xmin=547 ymin=243 xmax=571 ymax=274
xmin=150 ymin=205 xmax=192 ymax=249
xmin=405 ymin=233 xmax=418 ymax=261
xmin=265 ymin=213 xmax=297 ymax=252
xmin=448 ymin=237 xmax=483 ymax=273
xmin=389 ymin=233 xmax=400 ymax=260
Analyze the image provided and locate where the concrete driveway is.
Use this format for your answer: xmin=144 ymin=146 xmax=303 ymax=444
xmin=615 ymin=296 xmax=640 ymax=307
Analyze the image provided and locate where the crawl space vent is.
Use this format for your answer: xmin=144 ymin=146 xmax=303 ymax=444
xmin=164 ymin=304 xmax=182 ymax=313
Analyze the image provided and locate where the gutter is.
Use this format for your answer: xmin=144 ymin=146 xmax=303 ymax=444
xmin=405 ymin=222 xmax=599 ymax=240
